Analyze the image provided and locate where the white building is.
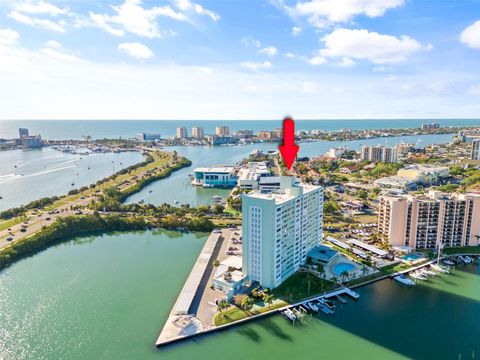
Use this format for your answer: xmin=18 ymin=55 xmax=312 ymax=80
xmin=192 ymin=166 xmax=237 ymax=187
xmin=176 ymin=127 xmax=188 ymax=139
xmin=191 ymin=127 xmax=204 ymax=139
xmin=215 ymin=126 xmax=230 ymax=136
xmin=237 ymin=161 xmax=272 ymax=190
xmin=472 ymin=139 xmax=480 ymax=160
xmin=326 ymin=146 xmax=348 ymax=159
xmin=242 ymin=177 xmax=323 ymax=289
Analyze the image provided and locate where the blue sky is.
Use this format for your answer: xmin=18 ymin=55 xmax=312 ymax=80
xmin=0 ymin=0 xmax=480 ymax=120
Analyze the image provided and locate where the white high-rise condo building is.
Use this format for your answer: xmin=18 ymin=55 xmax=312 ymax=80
xmin=472 ymin=139 xmax=480 ymax=160
xmin=191 ymin=127 xmax=204 ymax=139
xmin=176 ymin=127 xmax=188 ymax=139
xmin=242 ymin=177 xmax=323 ymax=289
xmin=378 ymin=191 xmax=480 ymax=249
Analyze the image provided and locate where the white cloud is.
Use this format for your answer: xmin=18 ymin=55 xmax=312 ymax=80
xmin=118 ymin=42 xmax=154 ymax=59
xmin=44 ymin=39 xmax=61 ymax=49
xmin=307 ymin=55 xmax=327 ymax=65
xmin=285 ymin=52 xmax=295 ymax=58
xmin=337 ymin=57 xmax=355 ymax=67
xmin=460 ymin=20 xmax=480 ymax=49
xmin=39 ymin=41 xmax=81 ymax=62
xmin=9 ymin=10 xmax=66 ymax=32
xmin=241 ymin=36 xmax=261 ymax=48
xmin=319 ymin=28 xmax=427 ymax=64
xmin=0 ymin=28 xmax=20 ymax=46
xmin=240 ymin=60 xmax=272 ymax=70
xmin=280 ymin=0 xmax=404 ymax=27
xmin=259 ymin=46 xmax=278 ymax=56
xmin=468 ymin=84 xmax=480 ymax=95
xmin=292 ymin=26 xmax=302 ymax=36
xmin=14 ymin=1 xmax=68 ymax=16
xmin=87 ymin=0 xmax=218 ymax=38
xmin=174 ymin=0 xmax=220 ymax=21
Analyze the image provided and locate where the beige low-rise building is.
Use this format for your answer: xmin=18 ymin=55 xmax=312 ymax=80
xmin=378 ymin=191 xmax=480 ymax=250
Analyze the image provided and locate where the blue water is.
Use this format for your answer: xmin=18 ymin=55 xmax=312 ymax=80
xmin=402 ymin=254 xmax=423 ymax=261
xmin=1 ymin=119 xmax=479 ymax=140
xmin=333 ymin=263 xmax=356 ymax=275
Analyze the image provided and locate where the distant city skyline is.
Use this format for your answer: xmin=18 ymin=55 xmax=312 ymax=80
xmin=1 ymin=0 xmax=480 ymax=120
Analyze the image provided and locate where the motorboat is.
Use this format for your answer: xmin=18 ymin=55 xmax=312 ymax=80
xmin=430 ymin=263 xmax=449 ymax=273
xmin=409 ymin=271 xmax=427 ymax=281
xmin=421 ymin=268 xmax=437 ymax=276
xmin=394 ymin=274 xmax=416 ymax=286
xmin=307 ymin=302 xmax=319 ymax=312
xmin=443 ymin=259 xmax=455 ymax=266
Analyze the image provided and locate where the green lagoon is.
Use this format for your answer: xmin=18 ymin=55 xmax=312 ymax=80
xmin=1 ymin=230 xmax=479 ymax=360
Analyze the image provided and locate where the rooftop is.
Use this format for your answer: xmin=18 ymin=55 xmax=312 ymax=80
xmin=194 ymin=166 xmax=235 ymax=173
xmin=308 ymin=245 xmax=338 ymax=263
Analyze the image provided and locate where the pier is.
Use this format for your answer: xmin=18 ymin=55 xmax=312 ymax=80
xmin=155 ymin=228 xmax=233 ymax=346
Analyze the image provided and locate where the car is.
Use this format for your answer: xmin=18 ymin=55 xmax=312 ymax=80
xmin=45 ymin=217 xmax=51 ymax=221
xmin=20 ymin=228 xmax=27 ymax=233
xmin=7 ymin=228 xmax=11 ymax=231
xmin=6 ymin=237 xmax=13 ymax=241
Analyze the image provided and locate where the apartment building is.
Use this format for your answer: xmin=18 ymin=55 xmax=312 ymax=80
xmin=191 ymin=127 xmax=204 ymax=139
xmin=176 ymin=127 xmax=188 ymax=139
xmin=472 ymin=139 xmax=480 ymax=160
xmin=242 ymin=177 xmax=323 ymax=288
xmin=361 ymin=145 xmax=398 ymax=163
xmin=378 ymin=191 xmax=480 ymax=250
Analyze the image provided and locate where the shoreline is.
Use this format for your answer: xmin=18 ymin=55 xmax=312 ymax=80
xmin=154 ymin=251 xmax=479 ymax=348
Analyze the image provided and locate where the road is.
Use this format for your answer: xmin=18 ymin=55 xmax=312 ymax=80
xmin=0 ymin=196 xmax=93 ymax=250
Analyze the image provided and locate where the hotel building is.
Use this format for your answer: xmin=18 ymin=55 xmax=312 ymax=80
xmin=378 ymin=191 xmax=480 ymax=249
xmin=361 ymin=145 xmax=398 ymax=163
xmin=176 ymin=127 xmax=188 ymax=139
xmin=242 ymin=177 xmax=323 ymax=289
xmin=472 ymin=139 xmax=480 ymax=160
xmin=191 ymin=127 xmax=204 ymax=139
xmin=215 ymin=126 xmax=230 ymax=136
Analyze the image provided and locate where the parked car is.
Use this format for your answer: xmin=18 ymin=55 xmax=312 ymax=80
xmin=6 ymin=236 xmax=13 ymax=241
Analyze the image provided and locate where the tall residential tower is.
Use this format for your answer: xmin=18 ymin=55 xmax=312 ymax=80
xmin=242 ymin=177 xmax=323 ymax=289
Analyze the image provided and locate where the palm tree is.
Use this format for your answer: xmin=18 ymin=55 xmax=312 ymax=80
xmin=241 ymin=296 xmax=254 ymax=311
xmin=217 ymin=299 xmax=229 ymax=315
xmin=340 ymin=270 xmax=349 ymax=283
xmin=264 ymin=294 xmax=274 ymax=309
xmin=361 ymin=264 xmax=368 ymax=276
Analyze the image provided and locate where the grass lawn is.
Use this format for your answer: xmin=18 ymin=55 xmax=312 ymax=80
xmin=0 ymin=217 xmax=23 ymax=231
xmin=214 ymin=307 xmax=248 ymax=326
xmin=273 ymin=272 xmax=334 ymax=303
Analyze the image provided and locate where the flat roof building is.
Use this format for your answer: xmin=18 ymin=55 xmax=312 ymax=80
xmin=242 ymin=177 xmax=323 ymax=288
xmin=215 ymin=126 xmax=230 ymax=136
xmin=176 ymin=127 xmax=188 ymax=139
xmin=192 ymin=166 xmax=237 ymax=188
xmin=378 ymin=191 xmax=480 ymax=250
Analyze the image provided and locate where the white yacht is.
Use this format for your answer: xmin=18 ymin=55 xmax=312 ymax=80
xmin=410 ymin=271 xmax=427 ymax=281
xmin=431 ymin=263 xmax=449 ymax=273
xmin=394 ymin=274 xmax=416 ymax=286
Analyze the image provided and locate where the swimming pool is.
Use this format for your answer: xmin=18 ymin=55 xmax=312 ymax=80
xmin=402 ymin=253 xmax=423 ymax=261
xmin=333 ymin=263 xmax=356 ymax=276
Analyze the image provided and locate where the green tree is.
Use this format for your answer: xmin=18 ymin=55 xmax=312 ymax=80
xmin=263 ymin=294 xmax=274 ymax=309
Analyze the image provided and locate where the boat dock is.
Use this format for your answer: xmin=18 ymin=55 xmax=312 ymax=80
xmin=155 ymin=230 xmax=225 ymax=346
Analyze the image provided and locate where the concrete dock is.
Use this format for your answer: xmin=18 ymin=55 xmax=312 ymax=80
xmin=155 ymin=228 xmax=232 ymax=346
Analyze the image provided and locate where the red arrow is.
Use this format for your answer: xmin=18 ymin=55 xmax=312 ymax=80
xmin=279 ymin=117 xmax=299 ymax=171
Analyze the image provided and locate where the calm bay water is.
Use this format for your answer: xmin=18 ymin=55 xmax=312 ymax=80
xmin=0 ymin=148 xmax=145 ymax=211
xmin=1 ymin=119 xmax=480 ymax=140
xmin=126 ymin=133 xmax=454 ymax=206
xmin=0 ymin=230 xmax=479 ymax=360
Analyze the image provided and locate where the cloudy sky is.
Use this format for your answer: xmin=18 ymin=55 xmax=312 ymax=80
xmin=0 ymin=0 xmax=480 ymax=120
